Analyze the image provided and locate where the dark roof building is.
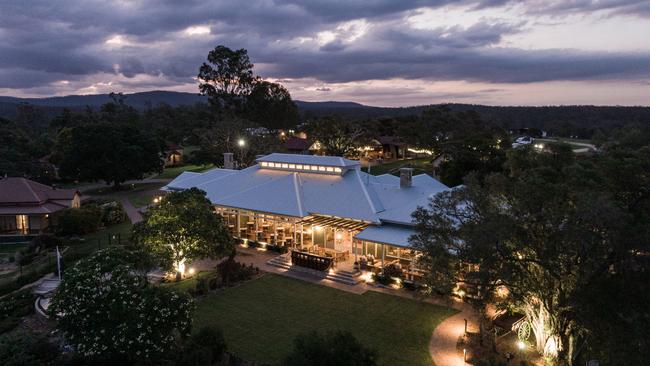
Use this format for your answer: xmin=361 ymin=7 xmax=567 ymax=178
xmin=0 ymin=177 xmax=80 ymax=235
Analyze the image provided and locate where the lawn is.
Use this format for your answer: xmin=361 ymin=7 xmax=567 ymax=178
xmin=67 ymin=221 xmax=133 ymax=257
xmin=362 ymin=157 xmax=433 ymax=176
xmin=193 ymin=274 xmax=456 ymax=365
xmin=129 ymin=194 xmax=155 ymax=208
xmin=156 ymin=164 xmax=214 ymax=179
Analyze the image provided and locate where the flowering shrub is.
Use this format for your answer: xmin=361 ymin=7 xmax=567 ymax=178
xmin=49 ymin=247 xmax=193 ymax=361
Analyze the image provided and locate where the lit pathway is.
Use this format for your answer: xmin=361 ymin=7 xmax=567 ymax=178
xmin=429 ymin=302 xmax=477 ymax=366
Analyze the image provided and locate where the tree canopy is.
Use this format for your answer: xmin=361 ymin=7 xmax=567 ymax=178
xmin=412 ymin=143 xmax=649 ymax=365
xmin=56 ymin=122 xmax=162 ymax=187
xmin=282 ymin=330 xmax=378 ymax=366
xmin=198 ymin=45 xmax=299 ymax=130
xmin=49 ymin=247 xmax=193 ymax=363
xmin=132 ymin=188 xmax=234 ymax=278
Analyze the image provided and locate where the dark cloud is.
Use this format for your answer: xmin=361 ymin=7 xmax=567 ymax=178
xmin=0 ymin=0 xmax=648 ymax=95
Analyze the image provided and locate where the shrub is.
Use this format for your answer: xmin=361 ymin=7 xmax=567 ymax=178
xmin=100 ymin=201 xmax=126 ymax=225
xmin=0 ymin=330 xmax=61 ymax=366
xmin=195 ymin=277 xmax=210 ymax=296
xmin=383 ymin=263 xmax=403 ymax=278
xmin=30 ymin=234 xmax=63 ymax=250
xmin=0 ymin=289 xmax=35 ymax=333
xmin=216 ymin=253 xmax=256 ymax=286
xmin=176 ymin=326 xmax=227 ymax=366
xmin=372 ymin=273 xmax=394 ymax=286
xmin=55 ymin=205 xmax=102 ymax=235
xmin=282 ymin=330 xmax=377 ymax=366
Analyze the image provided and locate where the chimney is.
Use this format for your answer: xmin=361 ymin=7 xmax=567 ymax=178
xmin=223 ymin=152 xmax=234 ymax=169
xmin=399 ymin=167 xmax=413 ymax=188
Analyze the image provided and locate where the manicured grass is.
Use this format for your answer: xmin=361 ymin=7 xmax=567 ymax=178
xmin=129 ymin=194 xmax=155 ymax=208
xmin=193 ymin=274 xmax=456 ymax=366
xmin=156 ymin=164 xmax=214 ymax=179
xmin=67 ymin=221 xmax=133 ymax=257
xmin=362 ymin=157 xmax=433 ymax=176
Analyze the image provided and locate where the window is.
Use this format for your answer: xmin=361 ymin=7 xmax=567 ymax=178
xmin=296 ymin=164 xmax=303 ymax=170
xmin=261 ymin=162 xmax=269 ymax=167
xmin=281 ymin=163 xmax=289 ymax=169
xmin=288 ymin=164 xmax=295 ymax=169
xmin=318 ymin=166 xmax=326 ymax=172
xmin=334 ymin=167 xmax=342 ymax=173
xmin=326 ymin=167 xmax=334 ymax=172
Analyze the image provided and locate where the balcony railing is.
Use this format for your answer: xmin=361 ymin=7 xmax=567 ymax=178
xmin=291 ymin=250 xmax=333 ymax=272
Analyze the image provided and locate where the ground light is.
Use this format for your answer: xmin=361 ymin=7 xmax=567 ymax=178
xmin=517 ymin=340 xmax=526 ymax=350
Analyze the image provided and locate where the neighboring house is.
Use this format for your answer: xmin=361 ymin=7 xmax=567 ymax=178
xmin=163 ymin=153 xmax=450 ymax=282
xmin=283 ymin=136 xmax=311 ymax=154
xmin=0 ymin=177 xmax=80 ymax=236
xmin=164 ymin=144 xmax=184 ymax=167
xmin=378 ymin=136 xmax=408 ymax=160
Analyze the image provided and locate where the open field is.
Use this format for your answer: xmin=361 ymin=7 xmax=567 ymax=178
xmin=192 ymin=274 xmax=456 ymax=365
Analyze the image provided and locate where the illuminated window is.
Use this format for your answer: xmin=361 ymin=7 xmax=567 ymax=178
xmin=318 ymin=166 xmax=326 ymax=171
xmin=311 ymin=165 xmax=318 ymax=170
xmin=261 ymin=162 xmax=268 ymax=167
xmin=334 ymin=168 xmax=342 ymax=173
xmin=288 ymin=164 xmax=295 ymax=169
xmin=326 ymin=167 xmax=334 ymax=172
xmin=296 ymin=164 xmax=303 ymax=170
xmin=281 ymin=163 xmax=289 ymax=169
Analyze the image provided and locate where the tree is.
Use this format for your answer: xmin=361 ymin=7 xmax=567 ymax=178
xmin=198 ymin=45 xmax=256 ymax=112
xmin=282 ymin=331 xmax=377 ymax=366
xmin=56 ymin=122 xmax=163 ymax=187
xmin=132 ymin=188 xmax=234 ymax=279
xmin=399 ymin=107 xmax=510 ymax=186
xmin=412 ymin=145 xmax=649 ymax=365
xmin=49 ymin=247 xmax=193 ymax=363
xmin=304 ymin=116 xmax=369 ymax=157
xmin=246 ymin=80 xmax=299 ymax=130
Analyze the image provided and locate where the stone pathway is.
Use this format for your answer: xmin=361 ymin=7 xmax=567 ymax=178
xmin=120 ymin=197 xmax=143 ymax=224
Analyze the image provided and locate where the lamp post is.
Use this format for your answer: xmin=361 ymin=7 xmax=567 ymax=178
xmin=237 ymin=138 xmax=246 ymax=167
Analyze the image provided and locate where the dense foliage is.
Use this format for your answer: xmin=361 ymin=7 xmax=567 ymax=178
xmin=198 ymin=45 xmax=299 ymax=129
xmin=55 ymin=205 xmax=103 ymax=235
xmin=412 ymin=143 xmax=650 ymax=365
xmin=49 ymin=247 xmax=192 ymax=362
xmin=282 ymin=330 xmax=378 ymax=366
xmin=56 ymin=121 xmax=162 ymax=187
xmin=0 ymin=330 xmax=61 ymax=366
xmin=132 ymin=188 xmax=234 ymax=278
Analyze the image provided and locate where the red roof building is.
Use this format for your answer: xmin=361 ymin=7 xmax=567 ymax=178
xmin=0 ymin=177 xmax=80 ymax=235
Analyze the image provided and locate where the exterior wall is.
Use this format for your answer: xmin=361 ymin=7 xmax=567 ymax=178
xmin=0 ymin=214 xmax=49 ymax=235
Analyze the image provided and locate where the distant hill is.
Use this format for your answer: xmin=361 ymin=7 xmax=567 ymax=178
xmin=1 ymin=91 xmax=649 ymax=137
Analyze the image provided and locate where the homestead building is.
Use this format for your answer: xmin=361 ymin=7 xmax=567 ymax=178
xmin=163 ymin=153 xmax=450 ymax=282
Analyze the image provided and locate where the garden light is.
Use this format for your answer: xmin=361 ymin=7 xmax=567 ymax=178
xmin=517 ymin=340 xmax=526 ymax=350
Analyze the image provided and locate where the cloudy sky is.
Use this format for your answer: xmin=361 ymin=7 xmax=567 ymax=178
xmin=1 ymin=0 xmax=650 ymax=106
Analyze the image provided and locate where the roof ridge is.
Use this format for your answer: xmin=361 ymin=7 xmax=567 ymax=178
xmin=22 ymin=178 xmax=44 ymax=203
xmin=352 ymin=169 xmax=380 ymax=222
xmin=292 ymin=173 xmax=305 ymax=217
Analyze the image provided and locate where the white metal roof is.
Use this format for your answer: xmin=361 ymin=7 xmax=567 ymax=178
xmin=163 ymin=154 xmax=450 ymax=225
xmin=354 ymin=224 xmax=416 ymax=248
